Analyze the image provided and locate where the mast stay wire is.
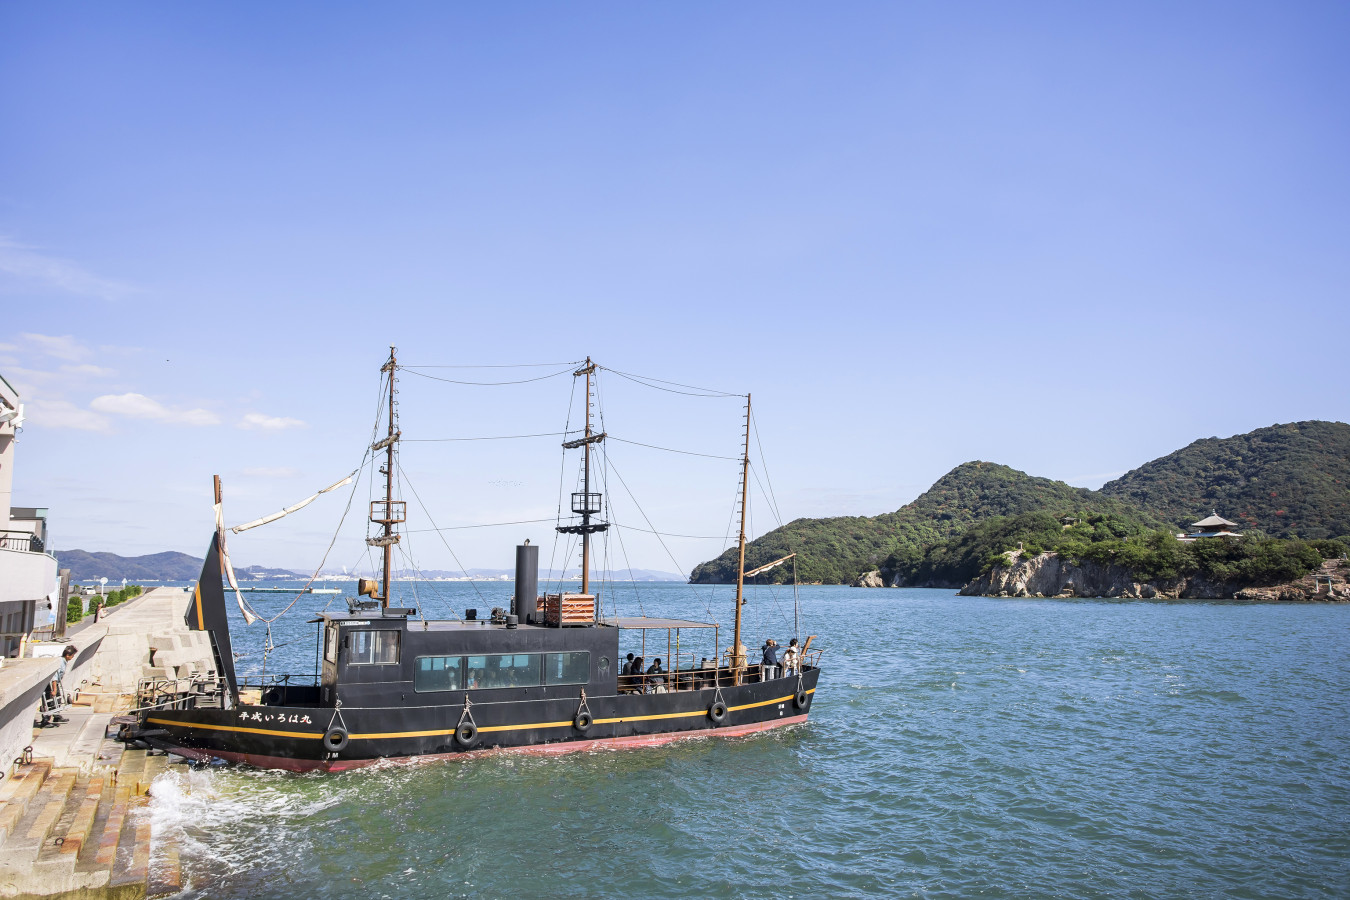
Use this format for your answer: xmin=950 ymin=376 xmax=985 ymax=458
xmin=248 ymin=367 xmax=387 ymax=627
xmin=400 ymin=366 xmax=578 ymax=387
xmin=597 ymin=366 xmax=746 ymax=399
xmin=604 ymin=454 xmax=716 ymax=623
xmin=400 ymin=361 xmax=583 ymax=369
xmin=397 ymin=462 xmax=482 ymax=612
xmin=598 ymin=439 xmax=645 ymax=619
xmin=547 ymin=375 xmax=579 ymax=596
xmin=749 ymin=408 xmax=785 ymax=528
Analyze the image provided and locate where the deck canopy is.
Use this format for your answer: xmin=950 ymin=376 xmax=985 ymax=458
xmin=600 ymin=616 xmax=718 ymax=630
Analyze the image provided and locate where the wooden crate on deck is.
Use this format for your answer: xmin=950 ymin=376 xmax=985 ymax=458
xmin=542 ymin=593 xmax=595 ymax=627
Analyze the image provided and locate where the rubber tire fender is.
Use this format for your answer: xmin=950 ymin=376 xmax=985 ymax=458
xmin=261 ymin=687 xmax=283 ymax=706
xmin=574 ymin=711 xmax=593 ymax=732
xmin=455 ymin=721 xmax=479 ymax=748
xmin=322 ymin=726 xmax=349 ymax=753
xmin=708 ymin=700 xmax=728 ymax=725
xmin=793 ymin=689 xmax=809 ymax=710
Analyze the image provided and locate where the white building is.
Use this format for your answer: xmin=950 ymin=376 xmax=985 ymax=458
xmin=0 ymin=374 xmax=58 ymax=656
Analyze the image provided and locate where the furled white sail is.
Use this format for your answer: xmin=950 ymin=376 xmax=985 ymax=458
xmin=231 ymin=473 xmax=355 ymax=534
xmin=214 ymin=499 xmax=258 ymax=625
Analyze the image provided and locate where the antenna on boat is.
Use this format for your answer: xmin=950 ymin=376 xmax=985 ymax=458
xmin=557 ymin=357 xmax=608 ymax=597
xmin=363 ymin=345 xmax=404 ymax=611
xmin=732 ymin=393 xmax=751 ymax=684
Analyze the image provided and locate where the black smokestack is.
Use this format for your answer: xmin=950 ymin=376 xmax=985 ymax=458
xmin=514 ymin=542 xmax=539 ymax=624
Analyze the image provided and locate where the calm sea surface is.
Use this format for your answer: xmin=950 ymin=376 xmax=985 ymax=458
xmin=148 ymin=583 xmax=1350 ymax=899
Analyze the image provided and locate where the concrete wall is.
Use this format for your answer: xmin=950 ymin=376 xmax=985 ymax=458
xmin=0 ymin=545 xmax=58 ymax=604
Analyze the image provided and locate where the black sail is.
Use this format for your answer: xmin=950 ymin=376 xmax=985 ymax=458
xmin=185 ymin=533 xmax=240 ymax=701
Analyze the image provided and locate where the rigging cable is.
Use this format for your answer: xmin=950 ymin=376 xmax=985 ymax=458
xmin=597 ymin=366 xmax=745 ymax=399
xmin=403 ymin=432 xmax=570 ymax=443
xmin=605 ymin=454 xmax=716 ymax=622
xmin=606 ymin=435 xmax=739 ymax=460
xmin=397 ymin=463 xmax=483 ymax=610
xmin=400 ymin=361 xmax=583 ymax=369
xmin=400 ymin=367 xmax=576 ymax=387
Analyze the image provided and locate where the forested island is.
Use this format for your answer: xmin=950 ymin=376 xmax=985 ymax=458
xmin=690 ymin=420 xmax=1350 ymax=599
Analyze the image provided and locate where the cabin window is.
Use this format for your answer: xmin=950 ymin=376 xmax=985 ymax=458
xmin=466 ymin=653 xmax=540 ymax=690
xmin=544 ymin=651 xmax=590 ymax=685
xmin=324 ymin=626 xmax=338 ymax=664
xmin=414 ymin=656 xmax=464 ymax=692
xmin=348 ymin=630 xmax=401 ymax=666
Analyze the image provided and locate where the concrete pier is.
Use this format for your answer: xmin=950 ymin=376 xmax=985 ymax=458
xmin=0 ymin=588 xmax=215 ymax=900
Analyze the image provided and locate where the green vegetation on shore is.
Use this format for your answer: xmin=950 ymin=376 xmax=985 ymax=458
xmin=65 ymin=584 xmax=144 ymax=624
xmin=1101 ymin=420 xmax=1350 ymax=540
xmin=690 ymin=462 xmax=1164 ymax=584
xmin=885 ymin=510 xmax=1345 ymax=587
xmin=689 ymin=420 xmax=1350 ymax=588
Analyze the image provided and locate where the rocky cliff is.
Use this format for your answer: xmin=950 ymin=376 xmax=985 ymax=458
xmin=952 ymin=552 xmax=1350 ymax=601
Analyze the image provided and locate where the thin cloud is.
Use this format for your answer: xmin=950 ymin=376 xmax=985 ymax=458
xmin=21 ymin=333 xmax=89 ymax=362
xmin=0 ymin=238 xmax=133 ymax=300
xmin=90 ymin=392 xmax=221 ymax=426
xmin=26 ymin=399 xmax=111 ymax=432
xmin=238 ymin=412 xmax=308 ymax=431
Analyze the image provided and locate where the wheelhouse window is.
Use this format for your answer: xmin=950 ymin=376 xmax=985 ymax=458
xmin=414 ymin=656 xmax=463 ymax=692
xmin=324 ymin=626 xmax=338 ymax=664
xmin=544 ymin=651 xmax=590 ymax=685
xmin=348 ymin=630 xmax=401 ymax=665
xmin=466 ymin=653 xmax=540 ymax=690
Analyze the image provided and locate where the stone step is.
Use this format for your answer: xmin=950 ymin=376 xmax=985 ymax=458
xmin=108 ymin=802 xmax=152 ymax=892
xmin=0 ymin=759 xmax=53 ymax=847
xmin=23 ymin=769 xmax=78 ymax=846
xmin=89 ymin=782 xmax=133 ymax=870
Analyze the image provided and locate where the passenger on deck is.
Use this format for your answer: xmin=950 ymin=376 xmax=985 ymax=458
xmin=761 ymin=639 xmax=780 ymax=681
xmin=782 ymin=638 xmax=801 ymax=676
xmin=646 ymin=658 xmax=667 ymax=693
xmin=620 ymin=653 xmax=635 ymax=677
xmin=631 ymin=656 xmax=644 ymax=693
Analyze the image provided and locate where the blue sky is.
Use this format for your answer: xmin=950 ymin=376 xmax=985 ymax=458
xmin=3 ymin=3 xmax=1347 ymax=575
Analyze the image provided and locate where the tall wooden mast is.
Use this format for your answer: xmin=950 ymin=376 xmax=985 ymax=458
xmin=556 ymin=357 xmax=607 ymax=595
xmin=732 ymin=393 xmax=751 ymax=684
xmin=582 ymin=359 xmax=594 ymax=595
xmin=366 ymin=346 xmax=403 ymax=611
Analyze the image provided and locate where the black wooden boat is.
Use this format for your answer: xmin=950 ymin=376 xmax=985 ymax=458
xmin=130 ymin=352 xmax=820 ymax=771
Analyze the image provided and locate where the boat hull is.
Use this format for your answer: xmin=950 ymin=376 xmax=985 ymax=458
xmin=138 ymin=668 xmax=819 ymax=772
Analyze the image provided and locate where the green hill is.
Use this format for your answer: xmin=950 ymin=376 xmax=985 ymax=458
xmin=1100 ymin=421 xmax=1350 ymax=541
xmin=688 ymin=462 xmax=1163 ymax=584
xmin=55 ymin=549 xmax=205 ymax=582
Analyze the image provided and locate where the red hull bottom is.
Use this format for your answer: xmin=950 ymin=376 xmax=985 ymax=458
xmin=160 ymin=713 xmax=810 ymax=773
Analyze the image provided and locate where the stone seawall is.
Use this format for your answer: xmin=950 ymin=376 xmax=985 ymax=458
xmin=957 ymin=552 xmax=1350 ymax=601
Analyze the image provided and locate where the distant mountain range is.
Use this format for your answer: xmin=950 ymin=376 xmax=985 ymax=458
xmin=690 ymin=420 xmax=1350 ymax=585
xmin=52 ymin=550 xmax=680 ymax=583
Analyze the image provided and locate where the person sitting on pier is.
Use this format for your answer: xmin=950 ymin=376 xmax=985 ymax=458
xmin=782 ymin=638 xmax=801 ymax=676
xmin=40 ymin=645 xmax=77 ymax=726
xmin=760 ymin=639 xmax=780 ymax=681
xmin=646 ymin=658 xmax=667 ymax=694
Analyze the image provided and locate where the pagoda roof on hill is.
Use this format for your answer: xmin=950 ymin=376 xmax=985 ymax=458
xmin=1191 ymin=513 xmax=1239 ymax=528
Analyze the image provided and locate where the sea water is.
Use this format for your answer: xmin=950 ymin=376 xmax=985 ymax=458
xmin=147 ymin=583 xmax=1350 ymax=899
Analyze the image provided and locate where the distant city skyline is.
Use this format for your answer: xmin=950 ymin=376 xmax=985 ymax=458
xmin=3 ymin=3 xmax=1347 ymax=572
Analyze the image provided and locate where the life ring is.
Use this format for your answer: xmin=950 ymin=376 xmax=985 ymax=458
xmin=455 ymin=721 xmax=479 ymax=748
xmin=793 ymin=689 xmax=809 ymax=709
xmin=574 ymin=711 xmax=593 ymax=732
xmin=708 ymin=700 xmax=728 ymax=724
xmin=322 ymin=726 xmax=349 ymax=752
